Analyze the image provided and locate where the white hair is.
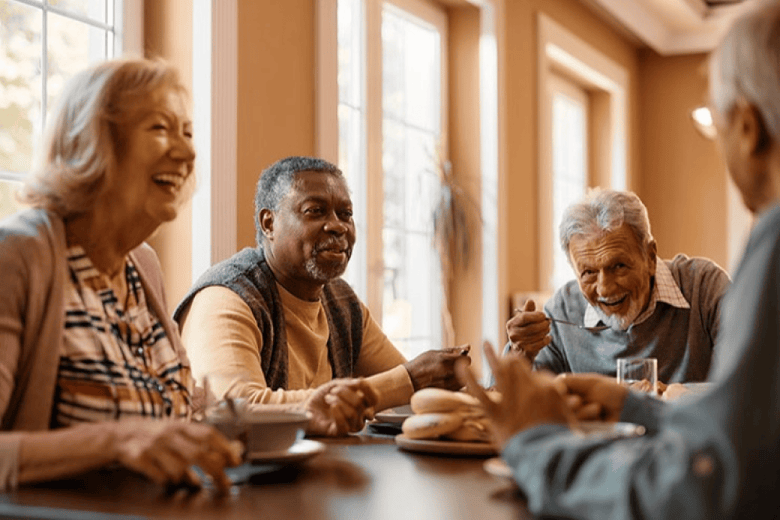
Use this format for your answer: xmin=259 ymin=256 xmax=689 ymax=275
xmin=559 ymin=188 xmax=653 ymax=257
xmin=710 ymin=1 xmax=780 ymax=139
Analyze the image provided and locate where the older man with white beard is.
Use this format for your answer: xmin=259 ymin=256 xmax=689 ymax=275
xmin=507 ymin=189 xmax=731 ymax=383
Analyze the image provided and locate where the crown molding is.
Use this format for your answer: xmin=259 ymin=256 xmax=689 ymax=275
xmin=583 ymin=0 xmax=753 ymax=55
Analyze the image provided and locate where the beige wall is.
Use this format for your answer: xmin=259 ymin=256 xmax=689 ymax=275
xmin=447 ymin=4 xmax=483 ymax=361
xmin=237 ymin=0 xmax=317 ymax=250
xmin=637 ymin=50 xmax=728 ymax=267
xmin=144 ymin=0 xmax=194 ymax=313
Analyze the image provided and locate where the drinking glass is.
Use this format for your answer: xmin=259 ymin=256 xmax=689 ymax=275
xmin=616 ymin=358 xmax=658 ymax=394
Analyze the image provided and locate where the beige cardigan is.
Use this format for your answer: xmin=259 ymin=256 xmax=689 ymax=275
xmin=0 ymin=208 xmax=188 ymax=488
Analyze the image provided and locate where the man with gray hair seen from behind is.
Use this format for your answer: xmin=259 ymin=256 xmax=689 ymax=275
xmin=507 ymin=188 xmax=730 ymax=385
xmin=175 ymin=156 xmax=468 ymax=414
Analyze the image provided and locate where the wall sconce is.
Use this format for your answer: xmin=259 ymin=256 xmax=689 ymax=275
xmin=691 ymin=106 xmax=717 ymax=140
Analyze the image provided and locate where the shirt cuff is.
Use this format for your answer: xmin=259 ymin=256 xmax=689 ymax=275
xmin=501 ymin=423 xmax=571 ymax=475
xmin=619 ymin=391 xmax=666 ymax=433
xmin=365 ymin=365 xmax=415 ymax=412
xmin=0 ymin=432 xmax=22 ymax=491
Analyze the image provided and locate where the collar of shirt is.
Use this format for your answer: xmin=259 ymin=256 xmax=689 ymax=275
xmin=583 ymin=257 xmax=690 ymax=328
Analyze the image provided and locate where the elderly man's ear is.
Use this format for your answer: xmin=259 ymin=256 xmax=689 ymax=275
xmin=735 ymin=99 xmax=771 ymax=156
xmin=259 ymin=209 xmax=275 ymax=240
xmin=646 ymin=240 xmax=657 ymax=270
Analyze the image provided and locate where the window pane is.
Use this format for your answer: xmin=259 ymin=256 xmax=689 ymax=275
xmin=48 ymin=0 xmax=108 ymax=24
xmin=0 ymin=180 xmax=24 ymax=220
xmin=338 ymin=103 xmax=366 ymax=296
xmin=337 ymin=0 xmax=360 ymax=107
xmin=382 ymin=7 xmax=439 ymax=133
xmin=47 ymin=10 xmax=107 ymax=116
xmin=0 ymin=1 xmax=43 ymax=174
xmin=551 ymin=91 xmax=587 ymax=289
xmin=381 ymin=4 xmax=442 ymax=357
xmin=382 ymin=227 xmax=439 ymax=347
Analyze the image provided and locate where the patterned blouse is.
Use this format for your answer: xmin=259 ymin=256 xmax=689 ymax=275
xmin=52 ymin=246 xmax=191 ymax=427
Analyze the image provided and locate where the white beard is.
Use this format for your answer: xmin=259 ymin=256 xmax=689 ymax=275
xmin=593 ymin=298 xmax=644 ymax=331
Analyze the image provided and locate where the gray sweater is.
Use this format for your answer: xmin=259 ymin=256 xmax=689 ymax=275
xmin=535 ymin=254 xmax=730 ymax=383
xmin=503 ymin=203 xmax=780 ymax=520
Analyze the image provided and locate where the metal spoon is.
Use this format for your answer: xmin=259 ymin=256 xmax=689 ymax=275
xmin=548 ymin=318 xmax=610 ymax=332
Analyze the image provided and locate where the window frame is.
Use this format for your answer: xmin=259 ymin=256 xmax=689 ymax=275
xmin=537 ymin=13 xmax=629 ymax=293
xmin=0 ymin=0 xmax=140 ymax=185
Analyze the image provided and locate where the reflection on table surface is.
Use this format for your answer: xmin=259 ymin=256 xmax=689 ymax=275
xmin=1 ymin=430 xmax=533 ymax=520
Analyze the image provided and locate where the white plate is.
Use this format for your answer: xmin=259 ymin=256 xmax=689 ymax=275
xmin=483 ymin=457 xmax=513 ymax=479
xmin=248 ymin=439 xmax=326 ymax=465
xmin=374 ymin=405 xmax=414 ymax=425
xmin=395 ymin=434 xmax=498 ymax=456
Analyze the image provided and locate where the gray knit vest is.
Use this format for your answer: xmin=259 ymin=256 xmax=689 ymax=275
xmin=173 ymin=247 xmax=363 ymax=390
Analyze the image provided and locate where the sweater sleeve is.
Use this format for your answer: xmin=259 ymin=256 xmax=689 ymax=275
xmin=0 ymin=225 xmax=31 ymax=487
xmin=179 ymin=286 xmax=314 ymax=404
xmin=354 ymin=303 xmax=415 ymax=411
xmin=0 ymin=432 xmax=21 ymax=490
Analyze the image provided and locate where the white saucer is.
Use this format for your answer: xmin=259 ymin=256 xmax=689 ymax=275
xmin=374 ymin=405 xmax=413 ymax=425
xmin=395 ymin=434 xmax=498 ymax=456
xmin=248 ymin=439 xmax=326 ymax=465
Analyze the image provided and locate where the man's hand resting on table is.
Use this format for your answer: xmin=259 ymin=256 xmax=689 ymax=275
xmin=304 ymin=378 xmax=379 ymax=437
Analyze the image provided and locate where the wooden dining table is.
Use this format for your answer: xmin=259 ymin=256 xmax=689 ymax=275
xmin=0 ymin=428 xmax=535 ymax=520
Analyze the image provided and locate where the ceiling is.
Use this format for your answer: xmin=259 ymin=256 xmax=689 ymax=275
xmin=582 ymin=0 xmax=756 ymax=55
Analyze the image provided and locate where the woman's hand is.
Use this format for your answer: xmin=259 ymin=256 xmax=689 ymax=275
xmin=110 ymin=418 xmax=242 ymax=492
xmin=304 ymin=378 xmax=379 ymax=437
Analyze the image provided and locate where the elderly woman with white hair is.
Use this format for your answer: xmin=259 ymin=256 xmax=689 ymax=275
xmin=0 ymin=58 xmax=376 ymax=492
xmin=506 ymin=188 xmax=731 ymax=384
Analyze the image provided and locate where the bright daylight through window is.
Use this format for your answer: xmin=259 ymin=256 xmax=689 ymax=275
xmin=337 ymin=0 xmax=446 ymax=360
xmin=0 ymin=0 xmax=117 ymax=220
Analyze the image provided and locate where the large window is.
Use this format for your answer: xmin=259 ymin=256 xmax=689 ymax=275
xmin=0 ymin=0 xmax=122 ymax=220
xmin=337 ymin=0 xmax=447 ymax=359
xmin=549 ymin=73 xmax=588 ymax=289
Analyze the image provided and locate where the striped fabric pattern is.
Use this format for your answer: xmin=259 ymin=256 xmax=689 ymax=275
xmin=52 ymin=246 xmax=191 ymax=427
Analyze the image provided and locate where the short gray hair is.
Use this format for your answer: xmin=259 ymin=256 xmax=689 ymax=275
xmin=559 ymin=188 xmax=654 ymax=257
xmin=710 ymin=1 xmax=780 ymax=140
xmin=19 ymin=57 xmax=187 ymax=217
xmin=254 ymin=156 xmax=343 ymax=246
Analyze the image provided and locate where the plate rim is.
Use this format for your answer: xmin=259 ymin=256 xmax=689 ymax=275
xmin=247 ymin=438 xmax=325 ymax=465
xmin=395 ymin=433 xmax=498 ymax=456
xmin=373 ymin=411 xmax=412 ymax=424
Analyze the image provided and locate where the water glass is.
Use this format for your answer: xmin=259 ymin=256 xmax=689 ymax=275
xmin=616 ymin=358 xmax=658 ymax=394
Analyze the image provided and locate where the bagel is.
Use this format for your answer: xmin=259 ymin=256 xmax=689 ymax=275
xmin=409 ymin=388 xmax=481 ymax=414
xmin=443 ymin=417 xmax=492 ymax=443
xmin=401 ymin=412 xmax=464 ymax=439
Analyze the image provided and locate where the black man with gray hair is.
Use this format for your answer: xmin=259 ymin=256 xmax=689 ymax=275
xmin=175 ymin=156 xmax=468 ymax=413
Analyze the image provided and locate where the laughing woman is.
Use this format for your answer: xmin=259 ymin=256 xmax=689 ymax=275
xmin=0 ymin=58 xmax=376 ymax=491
